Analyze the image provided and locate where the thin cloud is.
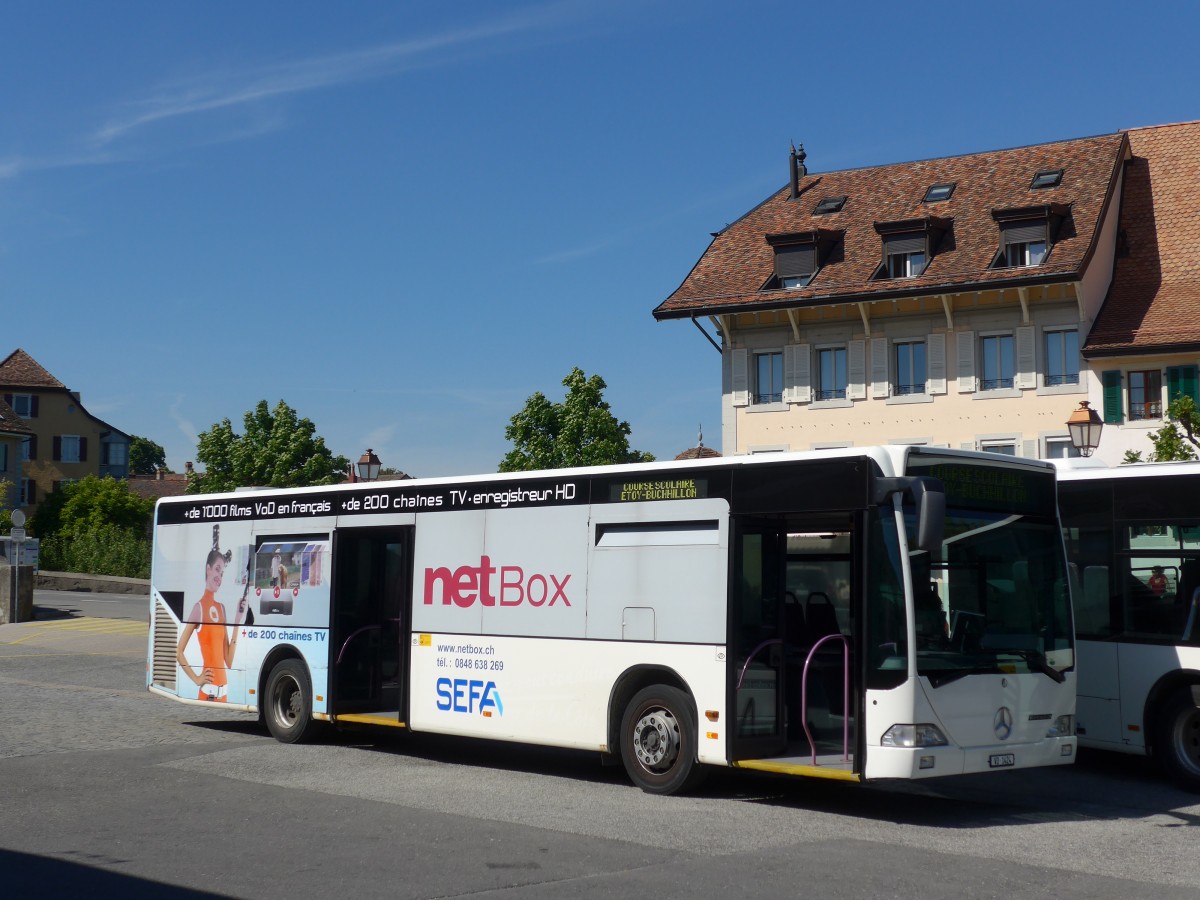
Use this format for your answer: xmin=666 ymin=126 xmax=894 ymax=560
xmin=93 ymin=2 xmax=594 ymax=147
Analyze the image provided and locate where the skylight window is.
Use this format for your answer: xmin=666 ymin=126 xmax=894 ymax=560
xmin=923 ymin=182 xmax=956 ymax=203
xmin=1030 ymin=169 xmax=1064 ymax=189
xmin=812 ymin=196 xmax=847 ymax=215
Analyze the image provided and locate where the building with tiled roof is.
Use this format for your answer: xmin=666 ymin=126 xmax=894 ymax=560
xmin=1081 ymin=121 xmax=1200 ymax=460
xmin=655 ymin=124 xmax=1199 ymax=464
xmin=0 ymin=348 xmax=131 ymax=513
xmin=0 ymin=398 xmax=33 ymax=511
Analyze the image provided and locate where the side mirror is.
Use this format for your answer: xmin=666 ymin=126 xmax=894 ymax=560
xmin=873 ymin=475 xmax=945 ymax=552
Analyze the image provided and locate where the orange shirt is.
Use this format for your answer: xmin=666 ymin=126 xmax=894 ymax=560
xmin=196 ymin=589 xmax=229 ymax=687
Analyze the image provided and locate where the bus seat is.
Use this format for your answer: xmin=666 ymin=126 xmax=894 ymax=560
xmin=806 ymin=592 xmax=839 ymax=639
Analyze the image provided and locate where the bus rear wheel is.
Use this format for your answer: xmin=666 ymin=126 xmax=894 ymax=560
xmin=620 ymin=685 xmax=705 ymax=795
xmin=264 ymin=659 xmax=320 ymax=744
xmin=1154 ymin=686 xmax=1200 ymax=792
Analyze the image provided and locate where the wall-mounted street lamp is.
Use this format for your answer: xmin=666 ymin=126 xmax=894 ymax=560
xmin=356 ymin=448 xmax=382 ymax=482
xmin=1066 ymin=401 xmax=1104 ymax=457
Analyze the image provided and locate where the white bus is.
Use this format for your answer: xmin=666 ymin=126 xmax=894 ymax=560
xmin=1055 ymin=459 xmax=1200 ymax=789
xmin=148 ymin=446 xmax=1076 ymax=794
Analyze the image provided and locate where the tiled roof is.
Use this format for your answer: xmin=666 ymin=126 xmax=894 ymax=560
xmin=1084 ymin=121 xmax=1200 ymax=356
xmin=654 ymin=132 xmax=1128 ymax=319
xmin=0 ymin=398 xmax=33 ymax=437
xmin=674 ymin=445 xmax=721 ymax=460
xmin=127 ymin=473 xmax=189 ymax=500
xmin=0 ymin=349 xmax=67 ymax=390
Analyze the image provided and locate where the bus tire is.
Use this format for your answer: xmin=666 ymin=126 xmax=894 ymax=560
xmin=1154 ymin=686 xmax=1200 ymax=792
xmin=620 ymin=685 xmax=706 ymax=795
xmin=264 ymin=658 xmax=320 ymax=744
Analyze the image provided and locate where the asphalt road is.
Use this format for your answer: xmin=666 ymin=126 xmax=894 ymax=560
xmin=2 ymin=593 xmax=1199 ymax=898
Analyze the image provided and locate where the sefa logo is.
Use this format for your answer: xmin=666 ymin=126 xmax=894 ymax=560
xmin=436 ymin=678 xmax=504 ymax=717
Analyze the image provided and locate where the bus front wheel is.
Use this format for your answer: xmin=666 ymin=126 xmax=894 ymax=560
xmin=1154 ymin=686 xmax=1200 ymax=792
xmin=264 ymin=659 xmax=320 ymax=744
xmin=619 ymin=685 xmax=705 ymax=795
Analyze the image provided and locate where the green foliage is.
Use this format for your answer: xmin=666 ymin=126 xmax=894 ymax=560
xmin=1122 ymin=450 xmax=1145 ymax=464
xmin=499 ymin=368 xmax=655 ymax=472
xmin=39 ymin=523 xmax=151 ymax=578
xmin=190 ymin=399 xmax=350 ymax=493
xmin=128 ymin=434 xmax=169 ymax=475
xmin=0 ymin=477 xmax=12 ymax=532
xmin=1133 ymin=395 xmax=1200 ymax=462
xmin=30 ymin=475 xmax=155 ymax=539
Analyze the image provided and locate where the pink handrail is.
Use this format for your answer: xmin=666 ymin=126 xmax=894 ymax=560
xmin=801 ymin=634 xmax=850 ymax=765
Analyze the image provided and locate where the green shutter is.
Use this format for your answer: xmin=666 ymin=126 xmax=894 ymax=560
xmin=1166 ymin=365 xmax=1199 ymax=406
xmin=1102 ymin=370 xmax=1124 ymax=424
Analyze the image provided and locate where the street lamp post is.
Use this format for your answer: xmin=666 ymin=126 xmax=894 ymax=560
xmin=1066 ymin=401 xmax=1104 ymax=457
xmin=356 ymin=448 xmax=382 ymax=482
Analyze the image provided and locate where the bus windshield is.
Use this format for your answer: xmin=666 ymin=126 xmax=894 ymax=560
xmin=904 ymin=457 xmax=1073 ymax=686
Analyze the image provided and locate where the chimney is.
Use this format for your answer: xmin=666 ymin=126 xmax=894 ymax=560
xmin=789 ymin=142 xmax=807 ymax=199
xmin=156 ymin=468 xmax=164 ymax=481
xmin=185 ymin=461 xmax=194 ymax=475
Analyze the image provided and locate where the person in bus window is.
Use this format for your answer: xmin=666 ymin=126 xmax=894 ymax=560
xmin=176 ymin=548 xmax=247 ymax=702
xmin=1149 ymin=566 xmax=1167 ymax=597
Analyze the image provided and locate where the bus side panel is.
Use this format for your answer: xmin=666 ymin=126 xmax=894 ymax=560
xmin=407 ymin=634 xmax=728 ymax=762
xmin=412 ymin=507 xmax=588 ymax=639
xmin=585 ymin=499 xmax=730 ymax=644
xmin=1075 ymin=640 xmax=1124 ymax=747
xmin=151 ymin=517 xmax=335 ymax=710
xmin=1115 ymin=642 xmax=1200 ymax=752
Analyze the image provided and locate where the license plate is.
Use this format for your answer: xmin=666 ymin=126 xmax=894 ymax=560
xmin=989 ymin=753 xmax=1015 ymax=768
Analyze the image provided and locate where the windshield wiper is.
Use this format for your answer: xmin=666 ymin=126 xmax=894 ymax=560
xmin=999 ymin=649 xmax=1066 ymax=684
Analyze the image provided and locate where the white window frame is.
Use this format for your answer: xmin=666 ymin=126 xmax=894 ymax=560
xmin=60 ymin=435 xmax=82 ymax=464
xmin=813 ymin=344 xmax=850 ymax=405
xmin=19 ymin=478 xmax=34 ymax=505
xmin=977 ymin=331 xmax=1019 ymax=396
xmin=893 ymin=339 xmax=927 ymax=397
xmin=1005 ymin=239 xmax=1048 ymax=268
xmin=752 ymin=350 xmax=784 ymax=406
xmin=20 ymin=436 xmax=32 ymax=461
xmin=1042 ymin=434 xmax=1082 ymax=460
xmin=9 ymin=394 xmax=32 ymax=418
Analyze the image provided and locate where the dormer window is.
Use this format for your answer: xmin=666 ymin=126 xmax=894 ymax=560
xmin=812 ymin=195 xmax=846 ymax=215
xmin=1030 ymin=169 xmax=1064 ymax=189
xmin=885 ymin=234 xmax=928 ymax=277
xmin=991 ymin=204 xmax=1069 ymax=269
xmin=765 ymin=229 xmax=841 ymax=290
xmin=872 ymin=218 xmax=949 ymax=280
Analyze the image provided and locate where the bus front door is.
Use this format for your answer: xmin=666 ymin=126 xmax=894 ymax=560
xmin=329 ymin=526 xmax=413 ymax=721
xmin=731 ymin=522 xmax=787 ymax=760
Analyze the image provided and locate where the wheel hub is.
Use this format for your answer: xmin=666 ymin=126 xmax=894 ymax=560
xmin=633 ymin=708 xmax=679 ymax=770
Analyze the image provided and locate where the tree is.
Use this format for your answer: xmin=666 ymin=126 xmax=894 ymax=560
xmin=189 ymin=399 xmax=350 ymax=493
xmin=128 ymin=434 xmax=169 ymax=475
xmin=30 ymin=475 xmax=155 ymax=539
xmin=1123 ymin=395 xmax=1200 ymax=463
xmin=499 ymin=368 xmax=655 ymax=472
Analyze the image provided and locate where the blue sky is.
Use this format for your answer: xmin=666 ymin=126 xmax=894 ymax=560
xmin=2 ymin=1 xmax=1196 ymax=476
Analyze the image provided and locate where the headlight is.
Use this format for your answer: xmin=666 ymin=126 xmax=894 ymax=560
xmin=881 ymin=723 xmax=949 ymax=748
xmin=1045 ymin=715 xmax=1074 ymax=738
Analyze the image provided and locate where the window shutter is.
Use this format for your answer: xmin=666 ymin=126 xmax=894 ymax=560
xmin=794 ymin=343 xmax=811 ymax=403
xmin=1022 ymin=439 xmax=1038 ymax=458
xmin=28 ymin=435 xmax=37 ymax=461
xmin=27 ymin=481 xmax=36 ymax=504
xmin=848 ymin=340 xmax=866 ymax=400
xmin=30 ymin=396 xmax=38 ymax=417
xmin=1102 ymin=370 xmax=1124 ymax=424
xmin=784 ymin=344 xmax=810 ymax=404
xmin=731 ymin=349 xmax=749 ymax=407
xmin=956 ymin=331 xmax=975 ymax=393
xmin=1001 ymin=220 xmax=1048 ymax=245
xmin=870 ymin=338 xmax=889 ymax=398
xmin=79 ymin=437 xmax=88 ymax=462
xmin=3 ymin=394 xmax=9 ymax=406
xmin=774 ymin=244 xmax=817 ymax=280
xmin=927 ymin=333 xmax=947 ymax=395
xmin=53 ymin=436 xmax=62 ymax=461
xmin=959 ymin=442 xmax=976 ymax=451
xmin=1015 ymin=325 xmax=1036 ymax=389
xmin=1167 ymin=365 xmax=1199 ymax=405
xmin=884 ymin=232 xmax=926 ymax=255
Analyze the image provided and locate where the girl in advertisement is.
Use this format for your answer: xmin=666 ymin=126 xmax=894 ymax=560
xmin=176 ymin=531 xmax=249 ymax=702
